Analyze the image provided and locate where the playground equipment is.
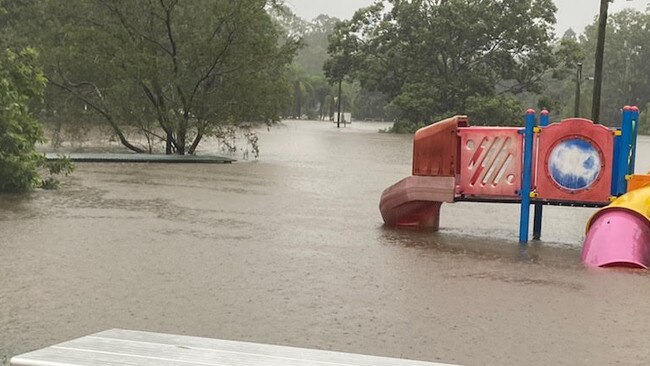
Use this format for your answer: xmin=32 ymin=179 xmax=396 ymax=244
xmin=380 ymin=106 xmax=644 ymax=267
xmin=582 ymin=176 xmax=650 ymax=268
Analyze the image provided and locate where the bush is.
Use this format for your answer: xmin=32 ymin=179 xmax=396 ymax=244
xmin=0 ymin=48 xmax=72 ymax=192
xmin=465 ymin=95 xmax=524 ymax=127
xmin=384 ymin=95 xmax=525 ymax=134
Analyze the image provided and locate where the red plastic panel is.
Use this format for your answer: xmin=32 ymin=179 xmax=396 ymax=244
xmin=535 ymin=118 xmax=615 ymax=203
xmin=412 ymin=116 xmax=468 ymax=177
xmin=457 ymin=127 xmax=523 ymax=198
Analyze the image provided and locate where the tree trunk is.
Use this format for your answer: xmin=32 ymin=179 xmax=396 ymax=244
xmin=592 ymin=0 xmax=609 ymax=123
xmin=177 ymin=131 xmax=186 ymax=155
xmin=188 ymin=130 xmax=204 ymax=155
xmin=50 ymin=79 xmax=146 ymax=154
xmin=294 ymin=81 xmax=302 ymax=119
xmin=166 ymin=131 xmax=173 ymax=154
xmin=114 ymin=127 xmax=146 ymax=154
xmin=337 ymin=79 xmax=342 ymax=128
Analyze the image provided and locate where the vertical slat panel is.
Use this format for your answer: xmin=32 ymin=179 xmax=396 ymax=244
xmin=457 ymin=127 xmax=523 ymax=198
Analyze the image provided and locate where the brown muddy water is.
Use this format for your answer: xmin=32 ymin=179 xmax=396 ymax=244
xmin=1 ymin=121 xmax=650 ymax=366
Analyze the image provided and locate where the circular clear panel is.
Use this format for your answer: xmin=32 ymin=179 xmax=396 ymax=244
xmin=547 ymin=138 xmax=602 ymax=191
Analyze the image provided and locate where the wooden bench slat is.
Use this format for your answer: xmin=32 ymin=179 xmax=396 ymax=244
xmin=11 ymin=329 xmax=457 ymax=366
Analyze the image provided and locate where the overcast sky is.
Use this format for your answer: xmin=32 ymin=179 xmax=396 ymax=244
xmin=285 ymin=0 xmax=650 ymax=35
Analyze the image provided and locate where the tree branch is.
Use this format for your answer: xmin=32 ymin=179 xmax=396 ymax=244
xmin=49 ymin=74 xmax=146 ymax=153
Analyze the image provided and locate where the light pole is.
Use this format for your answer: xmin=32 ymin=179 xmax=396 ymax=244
xmin=592 ymin=0 xmax=635 ymax=123
xmin=337 ymin=79 xmax=342 ymax=129
xmin=575 ymin=63 xmax=583 ymax=117
xmin=592 ymin=0 xmax=610 ymax=123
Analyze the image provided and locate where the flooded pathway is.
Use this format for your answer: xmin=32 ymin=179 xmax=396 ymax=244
xmin=1 ymin=121 xmax=650 ymax=365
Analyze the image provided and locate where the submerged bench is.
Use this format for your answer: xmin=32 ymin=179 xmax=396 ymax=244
xmin=44 ymin=153 xmax=235 ymax=164
xmin=11 ymin=329 xmax=457 ymax=366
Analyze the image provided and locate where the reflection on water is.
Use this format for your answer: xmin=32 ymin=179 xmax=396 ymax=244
xmin=1 ymin=122 xmax=649 ymax=366
xmin=378 ymin=226 xmax=584 ymax=270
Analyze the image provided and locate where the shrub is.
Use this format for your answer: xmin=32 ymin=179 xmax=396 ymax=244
xmin=0 ymin=48 xmax=72 ymax=192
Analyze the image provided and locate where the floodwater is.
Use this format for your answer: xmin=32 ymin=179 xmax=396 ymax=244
xmin=1 ymin=121 xmax=650 ymax=366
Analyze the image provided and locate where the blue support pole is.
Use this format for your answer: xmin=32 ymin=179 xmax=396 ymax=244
xmin=615 ymin=106 xmax=634 ymax=194
xmin=519 ymin=109 xmax=536 ymax=244
xmin=629 ymin=106 xmax=640 ymax=175
xmin=611 ymin=126 xmax=621 ymax=196
xmin=532 ymin=110 xmax=549 ymax=241
xmin=539 ymin=110 xmax=550 ymax=128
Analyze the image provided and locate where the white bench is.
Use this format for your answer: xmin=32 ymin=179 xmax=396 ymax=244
xmin=11 ymin=329 xmax=458 ymax=366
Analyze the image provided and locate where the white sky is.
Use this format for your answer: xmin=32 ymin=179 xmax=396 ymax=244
xmin=285 ymin=0 xmax=650 ymax=35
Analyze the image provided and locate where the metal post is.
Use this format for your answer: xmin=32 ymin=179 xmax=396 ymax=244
xmin=615 ymin=106 xmax=634 ymax=194
xmin=337 ymin=79 xmax=342 ymax=129
xmin=519 ymin=109 xmax=536 ymax=244
xmin=592 ymin=0 xmax=610 ymax=123
xmin=532 ymin=199 xmax=544 ymax=241
xmin=532 ymin=110 xmax=549 ymax=240
xmin=630 ymin=106 xmax=640 ymax=175
xmin=575 ymin=63 xmax=583 ymax=118
xmin=539 ymin=110 xmax=550 ymax=127
xmin=611 ymin=124 xmax=621 ymax=196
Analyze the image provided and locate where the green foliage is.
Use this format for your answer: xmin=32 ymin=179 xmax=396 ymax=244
xmin=241 ymin=127 xmax=260 ymax=160
xmin=1 ymin=3 xmax=75 ymax=192
xmin=0 ymin=48 xmax=72 ymax=192
xmin=284 ymin=65 xmax=359 ymax=120
xmin=326 ymin=0 xmax=557 ymax=132
xmin=274 ymin=8 xmax=389 ymax=122
xmin=522 ymin=37 xmax=588 ymax=121
xmin=466 ymin=96 xmax=524 ymax=126
xmin=533 ymin=8 xmax=650 ymax=126
xmin=0 ymin=48 xmax=46 ymax=192
xmin=0 ymin=0 xmax=37 ymax=47
xmin=580 ymin=9 xmax=650 ymax=125
xmin=537 ymin=96 xmax=562 ymax=114
xmin=273 ymin=8 xmax=365 ymax=121
xmin=44 ymin=156 xmax=74 ymax=176
xmin=381 ymin=120 xmax=425 ymax=134
xmin=386 ymin=95 xmax=523 ymax=132
xmin=354 ymin=89 xmax=391 ymax=121
xmin=13 ymin=0 xmax=299 ymax=155
xmin=295 ymin=15 xmax=342 ymax=75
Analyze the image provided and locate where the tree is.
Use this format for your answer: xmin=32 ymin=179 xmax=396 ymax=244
xmin=466 ymin=96 xmax=524 ymax=126
xmin=530 ymin=36 xmax=587 ymax=120
xmin=581 ymin=9 xmax=650 ymax=125
xmin=562 ymin=28 xmax=578 ymax=42
xmin=272 ymin=8 xmax=365 ymax=122
xmin=0 ymin=48 xmax=72 ymax=192
xmin=296 ymin=15 xmax=342 ymax=75
xmin=18 ymin=0 xmax=299 ymax=155
xmin=326 ymin=0 xmax=557 ymax=131
xmin=354 ymin=89 xmax=390 ymax=121
xmin=0 ymin=49 xmax=45 ymax=192
xmin=271 ymin=8 xmax=342 ymax=77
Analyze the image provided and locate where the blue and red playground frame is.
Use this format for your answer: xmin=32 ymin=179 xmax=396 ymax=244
xmin=379 ymin=106 xmax=641 ymax=243
xmin=519 ymin=106 xmax=640 ymax=243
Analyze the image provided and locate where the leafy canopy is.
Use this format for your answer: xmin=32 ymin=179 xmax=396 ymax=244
xmin=581 ymin=9 xmax=650 ymax=124
xmin=22 ymin=0 xmax=299 ymax=154
xmin=0 ymin=48 xmax=72 ymax=192
xmin=326 ymin=0 xmax=557 ymax=130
